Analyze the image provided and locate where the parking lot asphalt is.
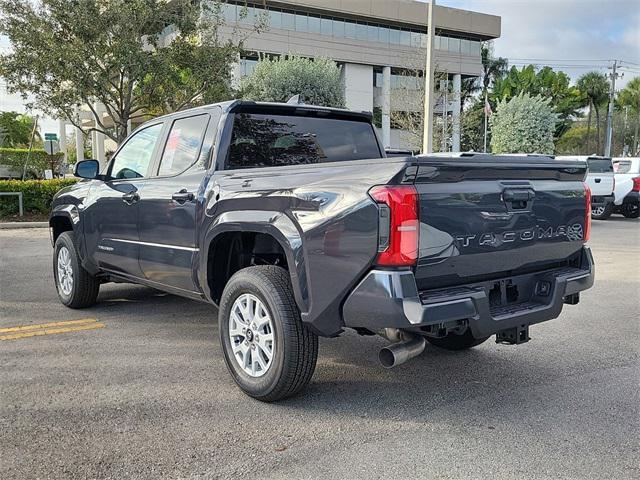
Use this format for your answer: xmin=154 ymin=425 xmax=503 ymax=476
xmin=1 ymin=218 xmax=639 ymax=480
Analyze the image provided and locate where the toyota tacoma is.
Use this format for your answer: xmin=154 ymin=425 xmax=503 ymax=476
xmin=50 ymin=100 xmax=595 ymax=401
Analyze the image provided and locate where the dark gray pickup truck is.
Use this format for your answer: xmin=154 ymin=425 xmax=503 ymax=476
xmin=50 ymin=100 xmax=594 ymax=401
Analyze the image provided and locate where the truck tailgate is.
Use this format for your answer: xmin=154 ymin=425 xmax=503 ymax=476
xmin=412 ymin=155 xmax=588 ymax=290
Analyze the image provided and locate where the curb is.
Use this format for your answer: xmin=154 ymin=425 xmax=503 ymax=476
xmin=0 ymin=222 xmax=49 ymax=229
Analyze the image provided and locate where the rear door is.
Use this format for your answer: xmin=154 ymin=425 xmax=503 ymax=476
xmin=137 ymin=111 xmax=217 ymax=293
xmin=412 ymin=155 xmax=588 ymax=290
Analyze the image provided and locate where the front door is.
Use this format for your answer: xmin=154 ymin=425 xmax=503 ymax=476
xmin=137 ymin=113 xmax=212 ymax=292
xmin=83 ymin=122 xmax=165 ymax=279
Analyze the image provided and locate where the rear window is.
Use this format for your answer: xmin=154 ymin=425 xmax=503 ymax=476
xmin=614 ymin=160 xmax=640 ymax=174
xmin=587 ymin=158 xmax=613 ymax=173
xmin=226 ymin=113 xmax=382 ymax=169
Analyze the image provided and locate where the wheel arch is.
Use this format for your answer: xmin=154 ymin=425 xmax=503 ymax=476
xmin=200 ymin=210 xmax=309 ymax=313
xmin=49 ymin=206 xmax=79 ymax=245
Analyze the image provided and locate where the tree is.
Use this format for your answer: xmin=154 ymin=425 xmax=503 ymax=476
xmin=0 ymin=0 xmax=256 ymax=144
xmin=490 ymin=94 xmax=558 ymax=154
xmin=481 ymin=44 xmax=509 ymax=97
xmin=241 ymin=56 xmax=345 ymax=108
xmin=617 ymin=77 xmax=640 ymax=155
xmin=460 ymin=101 xmax=486 ymax=152
xmin=0 ymin=111 xmax=40 ymax=148
xmin=576 ymin=72 xmax=609 ymax=155
xmin=492 ymin=65 xmax=583 ymax=138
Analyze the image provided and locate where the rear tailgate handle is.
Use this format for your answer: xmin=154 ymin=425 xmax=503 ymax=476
xmin=503 ymin=189 xmax=535 ymax=202
xmin=503 ymin=188 xmax=535 ymax=211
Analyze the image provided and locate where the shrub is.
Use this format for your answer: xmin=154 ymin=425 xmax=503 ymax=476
xmin=241 ymin=56 xmax=346 ymax=108
xmin=0 ymin=148 xmax=65 ymax=178
xmin=0 ymin=178 xmax=77 ymax=217
xmin=490 ymin=93 xmax=559 ymax=154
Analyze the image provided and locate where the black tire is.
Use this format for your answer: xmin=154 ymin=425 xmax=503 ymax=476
xmin=218 ymin=266 xmax=318 ymax=402
xmin=53 ymin=231 xmax=100 ymax=308
xmin=426 ymin=329 xmax=490 ymax=351
xmin=591 ymin=203 xmax=613 ymax=220
xmin=621 ymin=203 xmax=640 ymax=219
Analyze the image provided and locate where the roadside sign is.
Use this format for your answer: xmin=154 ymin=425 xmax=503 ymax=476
xmin=44 ymin=140 xmax=59 ymax=155
xmin=44 ymin=133 xmax=58 ymax=141
xmin=44 ymin=169 xmax=53 ymax=180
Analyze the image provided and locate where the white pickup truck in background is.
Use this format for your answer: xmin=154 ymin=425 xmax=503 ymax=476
xmin=613 ymin=157 xmax=640 ymax=219
xmin=558 ymin=156 xmax=615 ymax=220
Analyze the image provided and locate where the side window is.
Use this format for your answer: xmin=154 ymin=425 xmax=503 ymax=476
xmin=157 ymin=114 xmax=209 ymax=176
xmin=110 ymin=123 xmax=163 ymax=179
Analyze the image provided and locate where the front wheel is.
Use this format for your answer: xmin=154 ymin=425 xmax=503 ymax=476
xmin=53 ymin=231 xmax=100 ymax=308
xmin=591 ymin=203 xmax=613 ymax=220
xmin=426 ymin=329 xmax=490 ymax=351
xmin=218 ymin=266 xmax=318 ymax=402
xmin=621 ymin=203 xmax=640 ymax=219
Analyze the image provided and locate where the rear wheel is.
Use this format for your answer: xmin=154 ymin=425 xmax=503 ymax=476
xmin=621 ymin=202 xmax=639 ymax=219
xmin=426 ymin=329 xmax=490 ymax=351
xmin=53 ymin=231 xmax=100 ymax=308
xmin=591 ymin=203 xmax=613 ymax=220
xmin=218 ymin=266 xmax=318 ymax=402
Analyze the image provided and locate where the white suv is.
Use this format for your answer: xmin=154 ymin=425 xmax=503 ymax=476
xmin=557 ymin=156 xmax=615 ymax=220
xmin=613 ymin=158 xmax=640 ymax=218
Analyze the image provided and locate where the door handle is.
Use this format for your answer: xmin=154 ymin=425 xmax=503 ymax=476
xmin=122 ymin=191 xmax=139 ymax=205
xmin=172 ymin=189 xmax=194 ymax=204
xmin=594 ymin=178 xmax=601 ymax=183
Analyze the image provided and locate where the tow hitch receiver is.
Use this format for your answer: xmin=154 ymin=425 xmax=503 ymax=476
xmin=496 ymin=324 xmax=530 ymax=345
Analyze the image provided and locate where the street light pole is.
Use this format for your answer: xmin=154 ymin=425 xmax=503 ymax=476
xmin=422 ymin=0 xmax=436 ymax=154
xmin=604 ymin=60 xmax=621 ymax=157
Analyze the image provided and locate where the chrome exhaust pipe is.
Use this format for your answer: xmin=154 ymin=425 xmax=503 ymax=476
xmin=379 ymin=334 xmax=426 ymax=368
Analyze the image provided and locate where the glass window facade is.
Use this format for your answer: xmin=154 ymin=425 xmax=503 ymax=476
xmin=220 ymin=2 xmax=482 ymax=56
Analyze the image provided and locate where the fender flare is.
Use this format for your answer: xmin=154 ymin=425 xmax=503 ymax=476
xmin=49 ymin=205 xmax=98 ymax=274
xmin=199 ymin=210 xmax=309 ymax=313
xmin=49 ymin=205 xmax=80 ymax=243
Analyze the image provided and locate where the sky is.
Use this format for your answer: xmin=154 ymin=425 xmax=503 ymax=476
xmin=2 ymin=0 xmax=640 ymax=136
xmin=436 ymin=0 xmax=640 ymax=86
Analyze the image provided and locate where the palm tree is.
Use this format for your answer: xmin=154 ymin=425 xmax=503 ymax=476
xmin=576 ymin=72 xmax=609 ymax=155
xmin=478 ymin=44 xmax=508 ymax=151
xmin=618 ymin=77 xmax=640 ymax=155
xmin=481 ymin=44 xmax=509 ymax=96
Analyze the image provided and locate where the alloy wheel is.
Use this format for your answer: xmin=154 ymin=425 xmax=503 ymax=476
xmin=228 ymin=293 xmax=275 ymax=377
xmin=57 ymin=246 xmax=74 ymax=296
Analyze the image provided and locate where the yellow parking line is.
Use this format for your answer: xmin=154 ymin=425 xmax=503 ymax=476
xmin=0 ymin=318 xmax=98 ymax=334
xmin=0 ymin=319 xmax=105 ymax=341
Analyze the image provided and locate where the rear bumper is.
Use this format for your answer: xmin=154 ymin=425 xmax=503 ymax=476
xmin=342 ymin=247 xmax=595 ymax=338
xmin=591 ymin=195 xmax=614 ymax=207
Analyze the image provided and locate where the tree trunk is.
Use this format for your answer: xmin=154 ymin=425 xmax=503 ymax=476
xmin=634 ymin=120 xmax=639 ymax=155
xmin=595 ymin=104 xmax=601 ymax=155
xmin=586 ymin=101 xmax=592 ymax=154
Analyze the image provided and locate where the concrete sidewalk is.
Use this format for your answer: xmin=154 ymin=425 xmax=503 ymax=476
xmin=0 ymin=221 xmax=48 ymax=229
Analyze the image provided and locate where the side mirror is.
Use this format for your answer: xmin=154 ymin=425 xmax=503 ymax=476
xmin=74 ymin=159 xmax=100 ymax=179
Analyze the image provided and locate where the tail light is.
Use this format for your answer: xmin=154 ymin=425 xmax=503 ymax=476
xmin=632 ymin=177 xmax=640 ymax=192
xmin=583 ymin=182 xmax=591 ymax=243
xmin=368 ymin=185 xmax=419 ymax=266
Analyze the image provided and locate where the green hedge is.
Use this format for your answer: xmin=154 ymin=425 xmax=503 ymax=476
xmin=0 ymin=179 xmax=78 ymax=217
xmin=0 ymin=148 xmax=65 ymax=178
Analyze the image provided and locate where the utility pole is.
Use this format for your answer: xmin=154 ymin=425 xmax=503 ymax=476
xmin=604 ymin=60 xmax=622 ymax=157
xmin=422 ymin=0 xmax=436 ymax=154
